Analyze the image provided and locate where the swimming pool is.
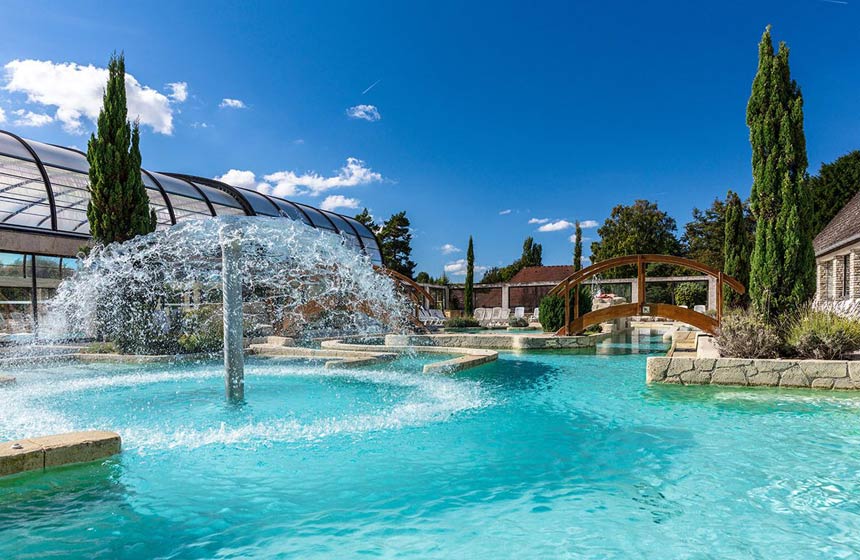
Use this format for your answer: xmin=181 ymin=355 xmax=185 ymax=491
xmin=2 ymin=335 xmax=860 ymax=558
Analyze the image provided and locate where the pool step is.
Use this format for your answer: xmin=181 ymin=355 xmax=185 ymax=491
xmin=0 ymin=431 xmax=121 ymax=478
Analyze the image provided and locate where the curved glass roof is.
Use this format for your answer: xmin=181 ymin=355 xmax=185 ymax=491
xmin=0 ymin=130 xmax=382 ymax=264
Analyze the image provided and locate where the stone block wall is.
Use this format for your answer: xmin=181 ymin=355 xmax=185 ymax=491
xmin=835 ymin=257 xmax=845 ymax=299
xmin=852 ymin=251 xmax=860 ymax=298
xmin=817 ymin=260 xmax=830 ymax=300
xmin=646 ymin=356 xmax=860 ymax=390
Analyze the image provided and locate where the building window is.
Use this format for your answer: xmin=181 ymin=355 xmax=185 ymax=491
xmin=844 ymin=254 xmax=851 ymax=298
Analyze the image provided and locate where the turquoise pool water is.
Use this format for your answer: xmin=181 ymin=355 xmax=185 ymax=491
xmin=3 ymin=336 xmax=860 ymax=558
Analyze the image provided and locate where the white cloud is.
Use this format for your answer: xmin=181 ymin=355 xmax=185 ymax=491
xmin=440 ymin=243 xmax=461 ymax=255
xmin=12 ymin=109 xmax=53 ymax=127
xmin=219 ymin=98 xmax=246 ymax=109
xmin=569 ymin=233 xmax=592 ymax=242
xmin=3 ymin=59 xmax=175 ymax=134
xmin=166 ymin=81 xmax=188 ymax=103
xmin=293 ymin=138 xmax=305 ymax=145
xmin=0 ymin=107 xmax=6 ymax=123
xmin=346 ymin=104 xmax=381 ymax=122
xmin=191 ymin=121 xmax=209 ymax=129
xmin=263 ymin=157 xmax=383 ymax=198
xmin=580 ymin=220 xmax=599 ymax=228
xmin=215 ymin=169 xmax=270 ymax=192
xmin=320 ymin=195 xmax=360 ymax=211
xmin=444 ymin=259 xmax=488 ymax=277
xmin=528 ymin=217 xmax=549 ymax=224
xmin=217 ymin=158 xmax=384 ymax=199
xmin=537 ymin=219 xmax=574 ymax=232
xmin=499 ymin=209 xmax=512 ymax=215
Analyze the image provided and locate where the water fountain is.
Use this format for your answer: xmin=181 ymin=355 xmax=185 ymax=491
xmin=37 ymin=216 xmax=412 ymax=400
xmin=220 ymin=223 xmax=244 ymax=402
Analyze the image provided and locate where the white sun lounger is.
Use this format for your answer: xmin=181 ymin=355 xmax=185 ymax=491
xmin=514 ymin=307 xmax=525 ymax=319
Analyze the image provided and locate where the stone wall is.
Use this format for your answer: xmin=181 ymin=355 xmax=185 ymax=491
xmin=385 ymin=332 xmax=611 ymax=350
xmin=646 ymin=356 xmax=860 ymax=390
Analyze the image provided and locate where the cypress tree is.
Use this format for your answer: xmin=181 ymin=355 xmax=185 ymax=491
xmin=723 ymin=190 xmax=751 ymax=308
xmin=464 ymin=236 xmax=474 ymax=316
xmin=746 ymin=26 xmax=815 ymax=318
xmin=573 ymin=220 xmax=583 ymax=271
xmin=87 ymin=53 xmax=155 ymax=245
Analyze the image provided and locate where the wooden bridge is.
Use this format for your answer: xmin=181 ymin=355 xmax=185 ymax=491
xmin=375 ymin=266 xmax=436 ymax=331
xmin=546 ymin=254 xmax=745 ymax=336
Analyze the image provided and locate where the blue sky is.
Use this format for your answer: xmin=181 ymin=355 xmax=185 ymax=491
xmin=0 ymin=1 xmax=858 ymax=278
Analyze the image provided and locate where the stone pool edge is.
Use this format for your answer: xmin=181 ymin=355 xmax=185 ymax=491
xmin=646 ymin=356 xmax=860 ymax=390
xmin=0 ymin=431 xmax=121 ymax=479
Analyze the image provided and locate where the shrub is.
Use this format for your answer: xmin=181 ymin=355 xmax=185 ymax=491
xmin=674 ymin=282 xmax=707 ymax=308
xmin=645 ymin=283 xmax=673 ymax=304
xmin=444 ymin=316 xmax=480 ymax=329
xmin=539 ymin=295 xmax=565 ymax=333
xmin=508 ymin=317 xmax=529 ymax=328
xmin=177 ymin=305 xmax=223 ymax=354
xmin=786 ymin=307 xmax=860 ymax=360
xmin=716 ymin=308 xmax=782 ymax=358
xmin=83 ymin=341 xmax=119 ymax=354
xmin=584 ymin=323 xmax=603 ymax=334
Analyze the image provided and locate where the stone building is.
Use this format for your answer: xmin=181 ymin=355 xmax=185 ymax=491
xmin=814 ymin=190 xmax=860 ymax=302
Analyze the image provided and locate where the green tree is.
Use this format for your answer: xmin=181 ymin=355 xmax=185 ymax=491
xmin=415 ymin=271 xmax=432 ymax=284
xmin=86 ymin=53 xmax=155 ymax=245
xmin=590 ymin=200 xmax=682 ymax=278
xmin=464 ymin=236 xmax=475 ymax=316
xmin=674 ymin=282 xmax=708 ymax=308
xmin=480 ymin=237 xmax=543 ymax=283
xmin=378 ymin=211 xmax=417 ymax=278
xmin=479 ymin=266 xmax=504 ymax=284
xmin=723 ymin=190 xmax=752 ymax=308
xmin=682 ymin=198 xmax=726 ymax=270
xmin=746 ymin=26 xmax=815 ymax=318
xmin=809 ymin=151 xmax=860 ymax=235
xmin=354 ymin=208 xmax=378 ymax=232
xmin=520 ymin=237 xmax=542 ymax=267
xmin=573 ymin=220 xmax=583 ymax=271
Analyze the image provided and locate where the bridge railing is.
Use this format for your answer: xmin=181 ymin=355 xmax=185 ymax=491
xmin=547 ymin=254 xmax=745 ymax=336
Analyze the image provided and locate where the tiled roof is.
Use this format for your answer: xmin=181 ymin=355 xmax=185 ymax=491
xmin=814 ymin=190 xmax=860 ymax=257
xmin=509 ymin=265 xmax=574 ymax=284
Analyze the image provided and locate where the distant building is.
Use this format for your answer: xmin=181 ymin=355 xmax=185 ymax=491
xmin=814 ymin=190 xmax=860 ymax=302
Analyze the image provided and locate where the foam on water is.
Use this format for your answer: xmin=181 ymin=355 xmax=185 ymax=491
xmin=0 ymin=361 xmax=490 ymax=450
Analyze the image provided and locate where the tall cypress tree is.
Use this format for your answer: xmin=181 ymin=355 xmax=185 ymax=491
xmin=87 ymin=53 xmax=155 ymax=245
xmin=573 ymin=220 xmax=583 ymax=271
xmin=723 ymin=190 xmax=751 ymax=308
xmin=464 ymin=236 xmax=474 ymax=316
xmin=746 ymin=26 xmax=815 ymax=318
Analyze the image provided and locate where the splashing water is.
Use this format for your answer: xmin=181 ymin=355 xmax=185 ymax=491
xmin=37 ymin=216 xmax=413 ymax=353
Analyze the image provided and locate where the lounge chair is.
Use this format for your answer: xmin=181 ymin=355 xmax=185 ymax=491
xmin=418 ymin=308 xmax=441 ymax=327
xmin=693 ymin=305 xmax=706 ymax=314
xmin=482 ymin=307 xmax=500 ymax=327
xmin=529 ymin=307 xmax=540 ymax=322
xmin=514 ymin=307 xmax=525 ymax=319
xmin=489 ymin=307 xmax=509 ymax=328
xmin=474 ymin=308 xmax=486 ymax=321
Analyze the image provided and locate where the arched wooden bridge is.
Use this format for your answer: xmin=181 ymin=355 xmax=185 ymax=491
xmin=547 ymin=254 xmax=745 ymax=336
